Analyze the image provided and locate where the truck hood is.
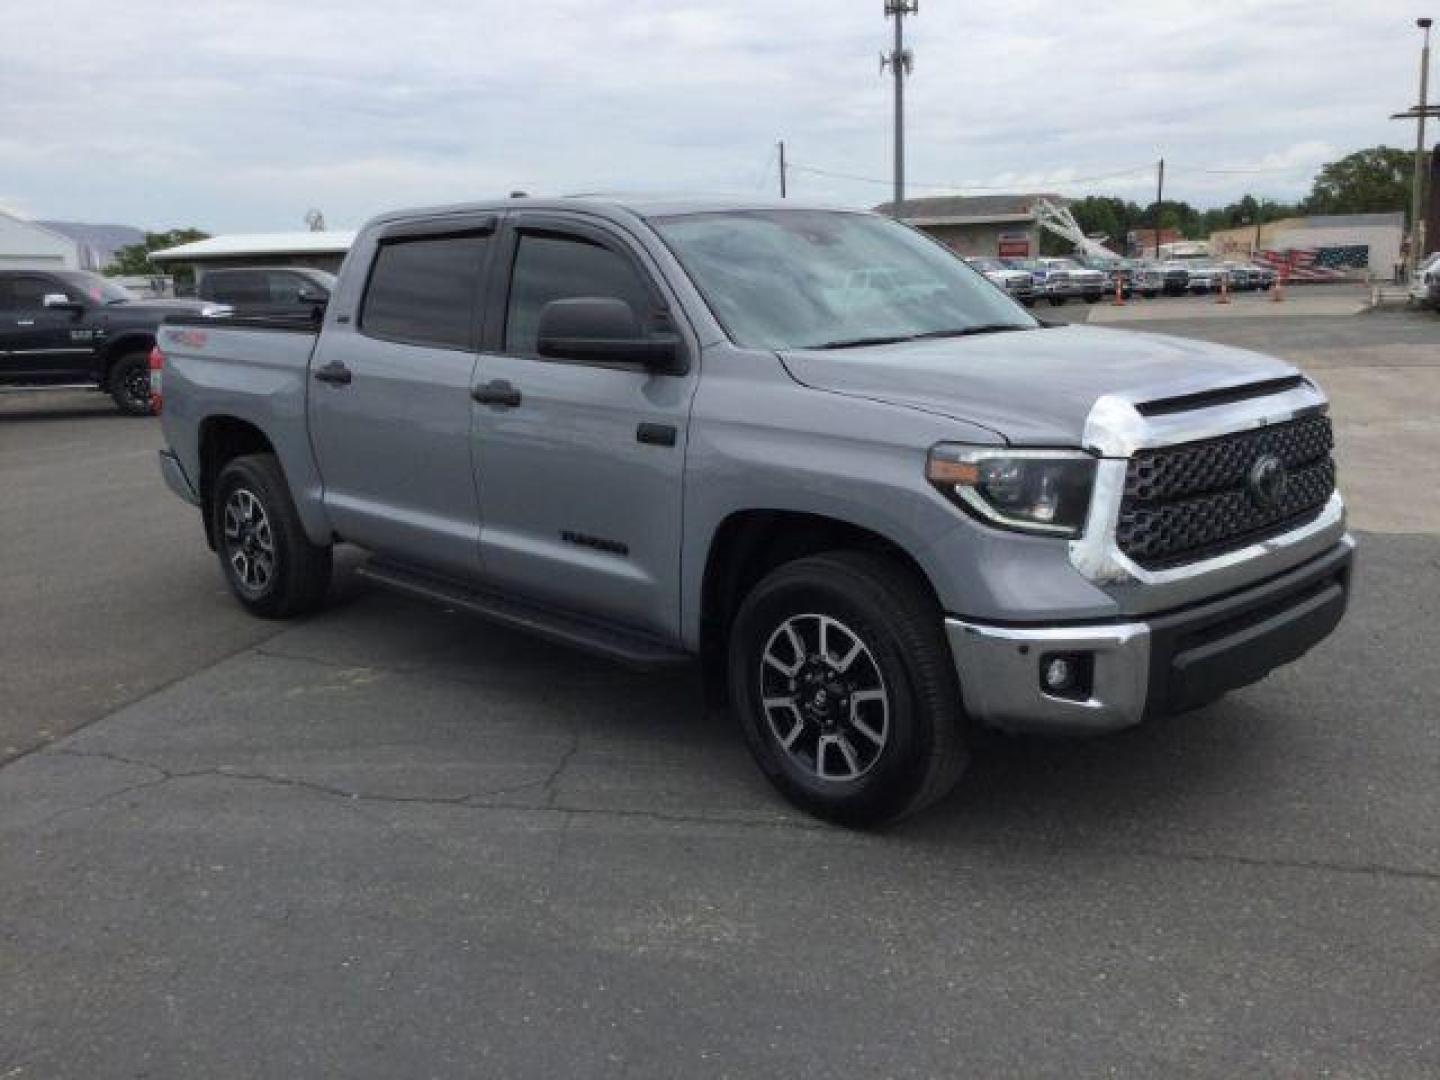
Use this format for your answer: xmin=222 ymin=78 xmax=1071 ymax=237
xmin=778 ymin=325 xmax=1301 ymax=447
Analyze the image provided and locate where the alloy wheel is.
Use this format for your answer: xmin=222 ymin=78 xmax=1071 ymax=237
xmin=758 ymin=613 xmax=890 ymax=782
xmin=222 ymin=488 xmax=275 ymax=595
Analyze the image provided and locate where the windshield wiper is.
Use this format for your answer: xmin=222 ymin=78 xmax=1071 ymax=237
xmin=909 ymin=323 xmax=1033 ymax=339
xmin=808 ymin=324 xmax=1033 ymax=350
xmin=808 ymin=334 xmax=917 ymax=350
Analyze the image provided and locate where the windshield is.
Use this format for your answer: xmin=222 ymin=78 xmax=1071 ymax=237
xmin=651 ymin=210 xmax=1035 ymax=351
xmin=56 ymin=271 xmax=134 ymax=305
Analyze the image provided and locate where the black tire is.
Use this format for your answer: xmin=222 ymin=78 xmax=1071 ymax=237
xmin=1142 ymin=290 xmax=1158 ymax=299
xmin=1084 ymin=294 xmax=1101 ymax=304
xmin=211 ymin=453 xmax=332 ymax=619
xmin=1047 ymin=296 xmax=1066 ymax=307
xmin=1020 ymin=298 xmax=1035 ymax=308
xmin=106 ymin=350 xmax=152 ymax=416
xmin=728 ymin=551 xmax=968 ymax=827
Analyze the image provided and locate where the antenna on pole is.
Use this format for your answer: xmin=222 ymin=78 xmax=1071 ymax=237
xmin=880 ymin=1 xmax=917 ymax=213
xmin=778 ymin=140 xmax=788 ymax=199
xmin=304 ymin=208 xmax=326 ymax=232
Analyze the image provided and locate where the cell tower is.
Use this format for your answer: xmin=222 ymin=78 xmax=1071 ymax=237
xmin=880 ymin=1 xmax=917 ymax=210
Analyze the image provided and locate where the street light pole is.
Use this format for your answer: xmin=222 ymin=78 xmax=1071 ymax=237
xmin=881 ymin=1 xmax=917 ymax=211
xmin=1409 ymin=17 xmax=1433 ymax=280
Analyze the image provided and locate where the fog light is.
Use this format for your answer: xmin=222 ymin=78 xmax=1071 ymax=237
xmin=1039 ymin=652 xmax=1092 ymax=700
xmin=1043 ymin=656 xmax=1074 ymax=692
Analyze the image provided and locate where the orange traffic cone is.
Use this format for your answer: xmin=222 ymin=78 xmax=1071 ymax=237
xmin=1111 ymin=273 xmax=1126 ymax=306
xmin=1216 ymin=271 xmax=1231 ymax=304
xmin=1272 ymin=270 xmax=1286 ymax=302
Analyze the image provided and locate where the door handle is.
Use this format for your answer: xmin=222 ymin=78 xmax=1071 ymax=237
xmin=471 ymin=380 xmax=522 ymax=408
xmin=17 ymin=320 xmax=35 ymax=327
xmin=313 ymin=361 xmax=352 ymax=385
xmin=636 ymin=422 xmax=677 ymax=447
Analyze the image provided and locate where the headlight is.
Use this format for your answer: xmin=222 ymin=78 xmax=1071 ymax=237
xmin=926 ymin=446 xmax=1096 ymax=537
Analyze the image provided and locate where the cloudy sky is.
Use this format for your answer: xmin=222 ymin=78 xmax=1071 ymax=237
xmin=1 ymin=0 xmax=1431 ymax=231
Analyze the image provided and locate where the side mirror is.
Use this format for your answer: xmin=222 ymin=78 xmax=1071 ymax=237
xmin=43 ymin=293 xmax=85 ymax=314
xmin=535 ymin=297 xmax=685 ymax=374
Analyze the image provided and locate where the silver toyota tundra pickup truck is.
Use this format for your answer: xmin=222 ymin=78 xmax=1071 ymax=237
xmin=155 ymin=197 xmax=1354 ymax=826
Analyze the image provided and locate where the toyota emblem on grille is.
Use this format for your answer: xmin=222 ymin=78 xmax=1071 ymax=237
xmin=1247 ymin=453 xmax=1288 ymax=508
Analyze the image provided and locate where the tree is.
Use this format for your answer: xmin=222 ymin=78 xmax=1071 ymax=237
xmin=106 ymin=228 xmax=211 ymax=286
xmin=1301 ymin=146 xmax=1413 ymax=220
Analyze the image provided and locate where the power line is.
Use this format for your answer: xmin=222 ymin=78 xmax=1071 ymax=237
xmin=1168 ymin=162 xmax=1319 ymax=175
xmin=751 ymin=143 xmax=777 ymax=193
xmin=787 ymin=161 xmax=1156 ymax=193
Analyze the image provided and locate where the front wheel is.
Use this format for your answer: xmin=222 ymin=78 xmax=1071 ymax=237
xmin=212 ymin=454 xmax=332 ymax=618
xmin=107 ymin=351 xmax=152 ymax=416
xmin=728 ymin=551 xmax=968 ymax=826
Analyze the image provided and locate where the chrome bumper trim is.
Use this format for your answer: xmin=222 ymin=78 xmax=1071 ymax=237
xmin=945 ymin=618 xmax=1150 ymax=733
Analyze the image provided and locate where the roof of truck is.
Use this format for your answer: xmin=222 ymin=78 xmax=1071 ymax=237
xmin=365 ymin=194 xmax=863 ymax=226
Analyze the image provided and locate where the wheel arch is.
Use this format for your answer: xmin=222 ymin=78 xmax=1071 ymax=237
xmin=696 ymin=509 xmax=944 ymax=707
xmin=197 ymin=415 xmax=278 ymax=549
xmin=97 ymin=331 xmax=156 ymax=377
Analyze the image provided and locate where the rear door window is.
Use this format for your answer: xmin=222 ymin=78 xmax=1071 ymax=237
xmin=8 ymin=275 xmax=72 ymax=310
xmin=361 ymin=234 xmax=489 ymax=350
xmin=204 ymin=272 xmax=266 ymax=305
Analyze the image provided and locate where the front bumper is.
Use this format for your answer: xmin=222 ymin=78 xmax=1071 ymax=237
xmin=946 ymin=537 xmax=1355 ymax=734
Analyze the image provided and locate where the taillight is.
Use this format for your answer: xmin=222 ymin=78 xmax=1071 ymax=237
xmin=148 ymin=345 xmax=164 ymax=415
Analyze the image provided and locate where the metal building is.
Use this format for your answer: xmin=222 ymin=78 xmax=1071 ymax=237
xmin=872 ymin=194 xmax=1061 ymax=258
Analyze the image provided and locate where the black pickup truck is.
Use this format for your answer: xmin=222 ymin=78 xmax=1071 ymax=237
xmin=0 ymin=268 xmax=220 ymax=414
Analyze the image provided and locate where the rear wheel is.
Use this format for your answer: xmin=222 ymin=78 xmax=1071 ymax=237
xmin=106 ymin=351 xmax=152 ymax=416
xmin=728 ymin=551 xmax=968 ymax=826
xmin=212 ymin=454 xmax=332 ymax=618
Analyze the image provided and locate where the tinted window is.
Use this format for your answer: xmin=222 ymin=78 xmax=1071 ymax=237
xmin=204 ymin=271 xmax=266 ymax=305
xmin=266 ymin=272 xmax=328 ymax=304
xmin=361 ymin=234 xmax=488 ymax=349
xmin=6 ymin=275 xmax=78 ymax=310
xmin=504 ymin=234 xmax=654 ymax=355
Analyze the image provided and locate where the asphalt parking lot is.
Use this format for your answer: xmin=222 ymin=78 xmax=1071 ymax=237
xmin=2 ymin=293 xmax=1438 ymax=1077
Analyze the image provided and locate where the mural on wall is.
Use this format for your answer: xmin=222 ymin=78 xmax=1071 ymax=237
xmin=1254 ymin=245 xmax=1370 ymax=280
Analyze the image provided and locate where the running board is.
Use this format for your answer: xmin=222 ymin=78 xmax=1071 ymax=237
xmin=354 ymin=559 xmax=692 ymax=671
xmin=0 ymin=383 xmax=98 ymax=394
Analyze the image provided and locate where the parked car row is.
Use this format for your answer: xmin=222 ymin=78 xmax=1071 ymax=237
xmin=968 ymin=255 xmax=1279 ymax=305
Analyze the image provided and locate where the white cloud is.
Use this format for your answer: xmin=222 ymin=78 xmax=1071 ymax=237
xmin=1 ymin=0 xmax=1429 ymax=229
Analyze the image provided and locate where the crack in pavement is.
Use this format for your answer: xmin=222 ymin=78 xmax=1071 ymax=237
xmin=48 ymin=746 xmax=556 ymax=810
xmin=25 ymin=749 xmax=1440 ymax=883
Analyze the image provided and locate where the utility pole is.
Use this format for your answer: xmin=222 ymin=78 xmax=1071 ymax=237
xmin=778 ymin=140 xmax=787 ymax=199
xmin=1153 ymin=158 xmax=1165 ymax=259
xmin=880 ymin=1 xmax=917 ymax=211
xmin=1410 ymin=18 xmax=1432 ymax=278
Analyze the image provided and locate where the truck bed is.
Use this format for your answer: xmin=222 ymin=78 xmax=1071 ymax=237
xmin=156 ymin=312 xmax=328 ymax=542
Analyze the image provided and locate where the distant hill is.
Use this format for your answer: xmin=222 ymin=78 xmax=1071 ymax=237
xmin=37 ymin=221 xmax=146 ymax=270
